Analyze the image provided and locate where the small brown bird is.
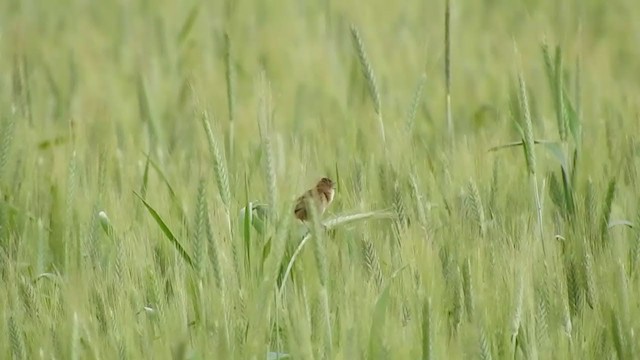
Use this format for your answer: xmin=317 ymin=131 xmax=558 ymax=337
xmin=294 ymin=177 xmax=336 ymax=222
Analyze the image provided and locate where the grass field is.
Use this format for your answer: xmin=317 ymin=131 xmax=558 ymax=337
xmin=1 ymin=0 xmax=640 ymax=359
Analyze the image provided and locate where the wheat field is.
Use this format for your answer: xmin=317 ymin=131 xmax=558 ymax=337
xmin=1 ymin=0 xmax=640 ymax=359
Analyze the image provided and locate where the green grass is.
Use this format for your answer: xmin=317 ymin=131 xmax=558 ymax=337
xmin=1 ymin=0 xmax=640 ymax=358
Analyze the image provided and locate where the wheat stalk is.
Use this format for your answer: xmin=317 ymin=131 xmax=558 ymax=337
xmin=462 ymin=258 xmax=475 ymax=321
xmin=362 ymin=237 xmax=384 ymax=289
xmin=479 ymin=326 xmax=493 ymax=360
xmin=449 ymin=267 xmax=463 ymax=335
xmin=8 ymin=315 xmax=25 ymax=360
xmin=0 ymin=114 xmax=16 ymax=182
xmin=421 ymin=297 xmax=433 ymax=360
xmin=201 ymin=111 xmax=233 ymax=247
xmin=193 ymin=178 xmax=207 ymax=277
xmin=516 ymin=65 xmax=545 ymax=254
xmin=410 ymin=173 xmax=429 ymax=235
xmin=511 ymin=271 xmax=524 ymax=346
xmin=258 ymin=72 xmax=278 ymax=215
xmin=406 ymin=74 xmax=427 ymax=134
xmin=444 ymin=0 xmax=454 ymax=145
xmin=350 ymin=24 xmax=386 ymax=146
xmin=224 ymin=32 xmax=236 ymax=160
xmin=465 ymin=178 xmax=486 ymax=237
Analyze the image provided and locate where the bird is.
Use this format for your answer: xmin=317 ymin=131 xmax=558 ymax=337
xmin=293 ymin=177 xmax=336 ymax=222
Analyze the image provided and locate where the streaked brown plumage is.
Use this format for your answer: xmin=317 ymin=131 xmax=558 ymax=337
xmin=294 ymin=177 xmax=335 ymax=222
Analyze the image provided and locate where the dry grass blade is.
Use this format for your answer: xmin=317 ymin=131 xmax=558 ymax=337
xmin=322 ymin=210 xmax=394 ymax=229
xmin=607 ymin=220 xmax=633 ymax=229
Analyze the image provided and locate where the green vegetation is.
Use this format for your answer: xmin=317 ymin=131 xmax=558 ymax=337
xmin=1 ymin=0 xmax=640 ymax=358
